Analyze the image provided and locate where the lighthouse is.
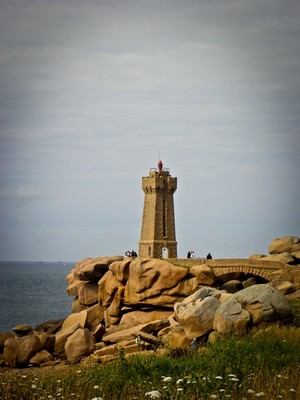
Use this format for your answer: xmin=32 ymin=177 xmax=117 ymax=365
xmin=139 ymin=160 xmax=177 ymax=258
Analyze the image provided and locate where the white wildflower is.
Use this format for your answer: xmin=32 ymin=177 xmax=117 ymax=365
xmin=289 ymin=388 xmax=296 ymax=392
xmin=162 ymin=376 xmax=172 ymax=382
xmin=229 ymin=377 xmax=239 ymax=382
xmin=31 ymin=384 xmax=37 ymax=389
xmin=177 ymin=388 xmax=184 ymax=392
xmin=145 ymin=391 xmax=161 ymax=399
xmin=176 ymin=379 xmax=184 ymax=385
xmin=215 ymin=376 xmax=223 ymax=380
xmin=91 ymin=397 xmax=103 ymax=400
xmin=210 ymin=395 xmax=218 ymax=399
xmin=228 ymin=374 xmax=236 ymax=377
xmin=93 ymin=385 xmax=100 ymax=389
xmin=247 ymin=389 xmax=255 ymax=394
xmin=255 ymin=392 xmax=265 ymax=397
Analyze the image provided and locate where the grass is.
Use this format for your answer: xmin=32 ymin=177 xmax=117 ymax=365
xmin=1 ymin=326 xmax=300 ymax=400
xmin=289 ymin=298 xmax=300 ymax=327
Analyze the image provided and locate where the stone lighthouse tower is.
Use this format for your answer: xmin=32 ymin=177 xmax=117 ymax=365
xmin=139 ymin=160 xmax=177 ymax=258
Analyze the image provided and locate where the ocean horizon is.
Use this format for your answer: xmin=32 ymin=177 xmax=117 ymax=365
xmin=0 ymin=261 xmax=74 ymax=332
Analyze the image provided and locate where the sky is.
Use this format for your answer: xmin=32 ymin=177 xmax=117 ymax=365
xmin=0 ymin=0 xmax=299 ymax=261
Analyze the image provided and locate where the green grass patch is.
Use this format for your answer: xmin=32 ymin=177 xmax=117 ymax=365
xmin=289 ymin=298 xmax=300 ymax=327
xmin=1 ymin=326 xmax=300 ymax=399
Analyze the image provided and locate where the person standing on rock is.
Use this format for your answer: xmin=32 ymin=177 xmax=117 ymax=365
xmin=206 ymin=253 xmax=212 ymax=259
xmin=136 ymin=335 xmax=141 ymax=350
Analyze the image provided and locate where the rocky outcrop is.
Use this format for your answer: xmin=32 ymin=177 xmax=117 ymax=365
xmin=29 ymin=350 xmax=53 ymax=366
xmin=124 ymin=258 xmax=189 ymax=306
xmin=269 ymin=236 xmax=300 ymax=255
xmin=174 ymin=288 xmax=222 ymax=339
xmin=213 ymin=284 xmax=293 ymax=337
xmin=1 ymin=236 xmax=299 ymax=368
xmin=53 ymin=323 xmax=81 ymax=359
xmin=3 ymin=331 xmax=50 ymax=368
xmin=65 ymin=328 xmax=96 ymax=363
xmin=72 ymin=256 xmax=124 ymax=282
xmin=251 ymin=236 xmax=300 ymax=265
xmin=249 ymin=236 xmax=300 ymax=297
xmin=119 ymin=310 xmax=173 ymax=326
xmin=61 ymin=311 xmax=87 ymax=330
xmin=173 ymin=284 xmax=294 ymax=340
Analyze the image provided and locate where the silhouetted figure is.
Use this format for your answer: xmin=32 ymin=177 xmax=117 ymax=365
xmin=206 ymin=253 xmax=212 ymax=259
xmin=131 ymin=250 xmax=137 ymax=259
xmin=187 ymin=251 xmax=191 ymax=259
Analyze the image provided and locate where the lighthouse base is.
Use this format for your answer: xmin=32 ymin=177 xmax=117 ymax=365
xmin=139 ymin=240 xmax=177 ymax=259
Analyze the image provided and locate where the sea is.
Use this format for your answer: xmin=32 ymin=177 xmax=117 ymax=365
xmin=0 ymin=261 xmax=75 ymax=333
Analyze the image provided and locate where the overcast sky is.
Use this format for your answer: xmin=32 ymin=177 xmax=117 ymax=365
xmin=0 ymin=0 xmax=299 ymax=261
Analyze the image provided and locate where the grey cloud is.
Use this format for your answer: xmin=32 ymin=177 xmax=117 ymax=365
xmin=0 ymin=0 xmax=299 ymax=260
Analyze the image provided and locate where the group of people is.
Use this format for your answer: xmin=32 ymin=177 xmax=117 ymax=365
xmin=187 ymin=250 xmax=195 ymax=259
xmin=124 ymin=249 xmax=212 ymax=259
xmin=187 ymin=251 xmax=213 ymax=259
xmin=125 ymin=250 xmax=137 ymax=258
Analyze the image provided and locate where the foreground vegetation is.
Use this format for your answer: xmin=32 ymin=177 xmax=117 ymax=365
xmin=1 ymin=326 xmax=300 ymax=400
